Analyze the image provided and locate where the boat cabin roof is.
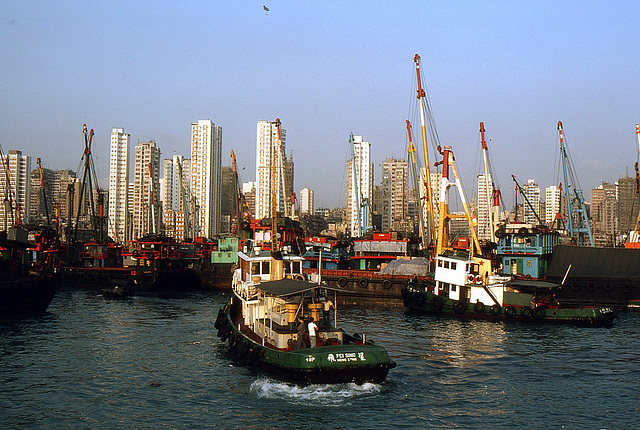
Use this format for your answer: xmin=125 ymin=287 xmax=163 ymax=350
xmin=257 ymin=279 xmax=345 ymax=297
xmin=505 ymin=279 xmax=560 ymax=290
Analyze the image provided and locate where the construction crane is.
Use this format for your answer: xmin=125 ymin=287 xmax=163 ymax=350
xmin=479 ymin=122 xmax=502 ymax=242
xmin=511 ymin=175 xmax=544 ymax=226
xmin=557 ymin=121 xmax=593 ymax=246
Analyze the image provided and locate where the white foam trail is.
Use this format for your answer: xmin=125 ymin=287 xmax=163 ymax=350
xmin=249 ymin=378 xmax=382 ymax=406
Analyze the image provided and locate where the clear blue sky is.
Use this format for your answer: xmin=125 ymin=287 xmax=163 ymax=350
xmin=2 ymin=1 xmax=639 ymax=210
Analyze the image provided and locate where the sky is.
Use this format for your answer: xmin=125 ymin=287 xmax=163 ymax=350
xmin=2 ymin=1 xmax=639 ymax=211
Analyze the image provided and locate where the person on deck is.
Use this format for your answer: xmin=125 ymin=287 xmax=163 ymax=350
xmin=322 ymin=299 xmax=334 ymax=327
xmin=308 ymin=318 xmax=319 ymax=348
xmin=296 ymin=316 xmax=307 ymax=349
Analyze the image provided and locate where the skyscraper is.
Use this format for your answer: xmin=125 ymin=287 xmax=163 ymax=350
xmin=346 ymin=135 xmax=373 ymax=237
xmin=545 ymin=185 xmax=562 ymax=227
xmin=523 ymin=179 xmax=541 ymax=225
xmin=0 ymin=150 xmax=31 ymax=230
xmin=255 ymin=120 xmax=289 ymax=220
xmin=132 ymin=140 xmax=161 ymax=239
xmin=300 ymin=187 xmax=314 ymax=214
xmin=108 ymin=128 xmax=129 ymax=243
xmin=190 ymin=119 xmax=223 ymax=238
xmin=476 ymin=173 xmax=493 ymax=241
xmin=381 ymin=158 xmax=409 ymax=232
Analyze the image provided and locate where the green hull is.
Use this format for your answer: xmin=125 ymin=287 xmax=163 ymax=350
xmin=215 ymin=303 xmax=396 ymax=385
xmin=401 ymin=287 xmax=616 ymax=326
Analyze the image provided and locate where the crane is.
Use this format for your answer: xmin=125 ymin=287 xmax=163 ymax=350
xmin=406 ymin=120 xmax=427 ymax=247
xmin=479 ymin=122 xmax=502 ymax=242
xmin=176 ymin=156 xmax=196 ymax=240
xmin=37 ymin=158 xmax=51 ymax=226
xmin=147 ymin=162 xmax=158 ymax=235
xmin=413 ymin=54 xmax=438 ymax=247
xmin=557 ymin=121 xmax=593 ymax=246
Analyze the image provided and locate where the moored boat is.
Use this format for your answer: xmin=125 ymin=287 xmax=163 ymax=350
xmin=402 ymin=252 xmax=617 ymax=326
xmin=214 ymin=248 xmax=396 ymax=385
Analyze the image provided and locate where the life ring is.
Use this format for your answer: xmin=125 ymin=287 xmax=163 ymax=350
xmin=382 ymin=279 xmax=392 ymax=289
xmin=533 ymin=307 xmax=545 ymax=319
xmin=490 ymin=304 xmax=501 ymax=316
xmin=452 ymin=301 xmax=466 ymax=314
xmin=525 ymin=274 xmax=531 ymax=279
xmin=520 ymin=307 xmax=532 ymax=318
xmin=586 ymin=283 xmax=596 ymax=292
xmin=603 ymin=283 xmax=613 ymax=292
xmin=623 ymin=284 xmax=633 ymax=294
xmin=358 ymin=278 xmax=369 ymax=288
xmin=518 ymin=227 xmax=529 ymax=236
xmin=474 ymin=302 xmax=486 ymax=314
xmin=430 ymin=295 xmax=444 ymax=311
xmin=504 ymin=306 xmax=516 ymax=318
xmin=412 ymin=292 xmax=425 ymax=307
xmin=338 ymin=277 xmax=348 ymax=287
xmin=475 ymin=275 xmax=483 ymax=283
xmin=468 ymin=274 xmax=475 ymax=283
xmin=294 ymin=274 xmax=305 ymax=281
xmin=495 ymin=228 xmax=505 ymax=238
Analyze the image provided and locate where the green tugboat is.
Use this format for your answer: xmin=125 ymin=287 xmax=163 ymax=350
xmin=214 ymin=248 xmax=396 ymax=384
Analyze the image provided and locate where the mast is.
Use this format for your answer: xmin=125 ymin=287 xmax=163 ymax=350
xmin=406 ymin=120 xmax=427 ymax=246
xmin=479 ymin=123 xmax=496 ymax=242
xmin=271 ymin=118 xmax=281 ymax=252
xmin=413 ymin=54 xmax=436 ymax=247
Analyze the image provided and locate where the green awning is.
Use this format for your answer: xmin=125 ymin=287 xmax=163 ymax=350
xmin=256 ymin=279 xmax=346 ymax=297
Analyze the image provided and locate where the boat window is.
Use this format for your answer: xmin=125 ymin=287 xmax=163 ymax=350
xmin=444 ymin=261 xmax=450 ymax=269
xmin=262 ymin=261 xmax=270 ymax=274
xmin=251 ymin=263 xmax=259 ymax=275
xmin=437 ymin=260 xmax=443 ymax=267
xmin=451 ymin=262 xmax=457 ymax=270
xmin=292 ymin=261 xmax=301 ymax=273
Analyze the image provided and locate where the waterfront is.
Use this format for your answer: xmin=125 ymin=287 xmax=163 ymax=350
xmin=1 ymin=289 xmax=638 ymax=429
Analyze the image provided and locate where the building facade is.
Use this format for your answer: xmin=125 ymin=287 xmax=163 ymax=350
xmin=346 ymin=136 xmax=373 ymax=237
xmin=300 ymin=187 xmax=314 ymax=214
xmin=0 ymin=150 xmax=31 ymax=230
xmin=191 ymin=119 xmax=223 ymax=238
xmin=255 ymin=120 xmax=289 ymax=220
xmin=132 ymin=140 xmax=161 ymax=239
xmin=381 ymin=158 xmax=409 ymax=232
xmin=523 ymin=179 xmax=541 ymax=225
xmin=108 ymin=128 xmax=130 ymax=243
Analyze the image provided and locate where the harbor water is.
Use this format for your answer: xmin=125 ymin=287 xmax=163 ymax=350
xmin=1 ymin=289 xmax=638 ymax=429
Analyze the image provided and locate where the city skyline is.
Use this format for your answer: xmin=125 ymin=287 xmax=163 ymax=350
xmin=2 ymin=2 xmax=640 ymax=210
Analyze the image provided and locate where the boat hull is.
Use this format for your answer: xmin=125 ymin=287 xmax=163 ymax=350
xmin=401 ymin=287 xmax=616 ymax=327
xmin=215 ymin=302 xmax=396 ymax=385
xmin=0 ymin=274 xmax=58 ymax=317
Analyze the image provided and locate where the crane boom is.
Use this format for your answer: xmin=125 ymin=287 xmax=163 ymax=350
xmin=557 ymin=121 xmax=593 ymax=246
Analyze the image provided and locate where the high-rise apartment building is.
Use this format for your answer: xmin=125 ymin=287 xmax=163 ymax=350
xmin=381 ymin=158 xmax=409 ymax=232
xmin=346 ymin=136 xmax=373 ymax=237
xmin=191 ymin=119 xmax=223 ymax=238
xmin=0 ymin=150 xmax=31 ymax=231
xmin=616 ymin=176 xmax=638 ymax=236
xmin=108 ymin=128 xmax=130 ymax=243
xmin=591 ymin=182 xmax=617 ymax=246
xmin=29 ymin=167 xmax=77 ymax=226
xmin=545 ymin=185 xmax=562 ymax=227
xmin=476 ymin=173 xmax=493 ymax=240
xmin=523 ymin=179 xmax=541 ymax=225
xmin=300 ymin=187 xmax=314 ymax=214
xmin=132 ymin=140 xmax=161 ymax=239
xmin=255 ymin=120 xmax=289 ymax=220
